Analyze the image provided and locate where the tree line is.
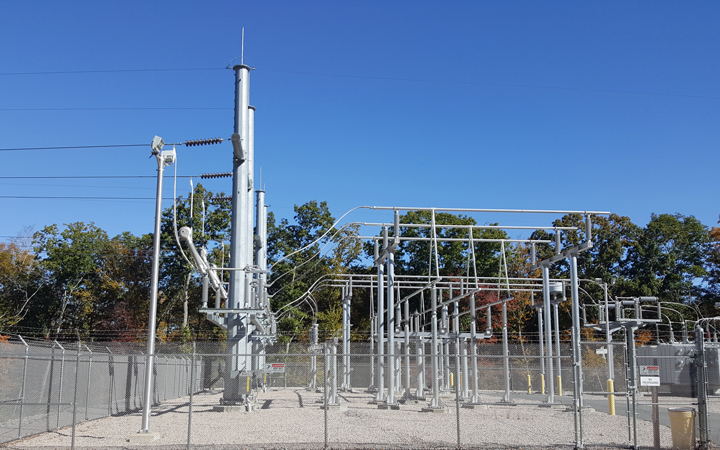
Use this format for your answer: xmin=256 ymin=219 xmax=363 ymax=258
xmin=0 ymin=183 xmax=718 ymax=342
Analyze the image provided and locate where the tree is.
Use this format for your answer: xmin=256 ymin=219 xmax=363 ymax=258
xmin=620 ymin=213 xmax=709 ymax=302
xmin=701 ymin=214 xmax=720 ymax=314
xmin=0 ymin=234 xmax=43 ymax=329
xmin=32 ymin=222 xmax=111 ymax=337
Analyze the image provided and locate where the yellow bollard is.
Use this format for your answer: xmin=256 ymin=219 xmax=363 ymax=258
xmin=540 ymin=374 xmax=545 ymax=395
xmin=607 ymin=379 xmax=615 ymax=416
xmin=527 ymin=373 xmax=532 ymax=394
xmin=557 ymin=375 xmax=562 ymax=396
xmin=450 ymin=372 xmax=454 ymax=388
xmin=246 ymin=376 xmax=250 ymax=393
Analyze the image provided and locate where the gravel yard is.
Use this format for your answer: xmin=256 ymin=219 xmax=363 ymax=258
xmin=4 ymin=388 xmax=701 ymax=449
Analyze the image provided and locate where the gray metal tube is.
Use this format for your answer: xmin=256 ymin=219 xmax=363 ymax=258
xmin=141 ymin=152 xmax=167 ymax=432
xmin=387 ymin=242 xmax=396 ymax=404
xmin=569 ymin=255 xmax=584 ymax=448
xmin=376 ymin=236 xmax=385 ymax=401
xmin=404 ymin=292 xmax=411 ymax=396
xmin=469 ymin=292 xmax=479 ymax=402
xmin=226 ymin=65 xmax=251 ymax=393
xmin=543 ymin=266 xmax=555 ymax=403
xmin=430 ymin=287 xmax=440 ymax=408
xmin=247 ymin=105 xmax=255 ymax=275
xmin=553 ymin=302 xmax=562 ymax=393
xmin=461 ymin=341 xmax=469 ymax=399
xmin=502 ymin=300 xmax=511 ymax=402
xmin=18 ymin=337 xmax=28 ymax=439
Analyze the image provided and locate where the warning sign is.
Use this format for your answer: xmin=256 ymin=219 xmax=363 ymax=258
xmin=639 ymin=365 xmax=660 ymax=386
xmin=266 ymin=363 xmax=285 ymax=373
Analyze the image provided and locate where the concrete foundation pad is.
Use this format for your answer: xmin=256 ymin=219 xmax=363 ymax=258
xmin=461 ymin=403 xmax=489 ymax=410
xmin=212 ymin=405 xmax=247 ymax=412
xmin=564 ymin=406 xmax=595 ymax=413
xmin=538 ymin=403 xmax=567 ymax=409
xmin=322 ymin=403 xmax=342 ymax=410
xmin=421 ymin=406 xmax=447 ymax=413
xmin=492 ymin=402 xmax=518 ymax=407
xmin=377 ymin=402 xmax=401 ymax=410
xmin=128 ymin=432 xmax=161 ymax=444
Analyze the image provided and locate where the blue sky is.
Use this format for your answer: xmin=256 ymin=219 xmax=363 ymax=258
xmin=1 ymin=1 xmax=719 ymax=243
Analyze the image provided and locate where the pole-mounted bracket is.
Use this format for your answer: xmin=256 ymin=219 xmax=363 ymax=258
xmin=231 ymin=133 xmax=245 ymax=161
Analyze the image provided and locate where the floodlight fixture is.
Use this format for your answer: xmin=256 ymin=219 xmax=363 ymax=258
xmin=151 ymin=135 xmax=164 ymax=154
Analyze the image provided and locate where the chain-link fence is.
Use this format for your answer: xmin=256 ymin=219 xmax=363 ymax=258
xmin=1 ymin=335 xmax=717 ymax=449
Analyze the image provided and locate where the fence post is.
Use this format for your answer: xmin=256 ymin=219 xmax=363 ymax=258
xmin=186 ymin=342 xmax=196 ymax=450
xmin=83 ymin=345 xmax=92 ymax=421
xmin=53 ymin=340 xmax=66 ymax=429
xmin=17 ymin=336 xmax=29 ymax=439
xmin=71 ymin=339 xmax=81 ymax=450
xmin=106 ymin=347 xmax=114 ymax=416
xmin=695 ymin=327 xmax=709 ymax=449
xmin=454 ymin=337 xmax=461 ymax=449
xmin=324 ymin=344 xmax=329 ymax=448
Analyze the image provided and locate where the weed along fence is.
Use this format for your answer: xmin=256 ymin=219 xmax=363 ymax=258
xmin=1 ymin=336 xmax=717 ymax=449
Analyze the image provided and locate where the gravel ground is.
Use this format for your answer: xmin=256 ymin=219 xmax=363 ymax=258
xmin=2 ymin=389 xmax=712 ymax=450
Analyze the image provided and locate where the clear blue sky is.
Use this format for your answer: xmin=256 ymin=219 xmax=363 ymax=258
xmin=1 ymin=1 xmax=719 ymax=243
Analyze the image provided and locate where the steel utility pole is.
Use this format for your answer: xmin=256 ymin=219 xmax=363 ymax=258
xmin=140 ymin=137 xmax=175 ymax=434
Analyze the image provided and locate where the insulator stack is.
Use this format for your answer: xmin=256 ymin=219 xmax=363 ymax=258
xmin=210 ymin=196 xmax=232 ymax=202
xmin=185 ymin=137 xmax=224 ymax=147
xmin=201 ymin=172 xmax=233 ymax=179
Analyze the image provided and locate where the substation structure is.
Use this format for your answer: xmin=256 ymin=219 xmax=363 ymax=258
xmin=284 ymin=208 xmax=612 ymax=415
xmin=145 ymin=57 xmax=277 ymax=429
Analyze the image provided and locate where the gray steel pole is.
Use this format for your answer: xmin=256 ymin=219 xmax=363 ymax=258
xmin=461 ymin=341 xmax=469 ymax=399
xmin=141 ymin=149 xmax=172 ymax=432
xmin=416 ymin=341 xmax=424 ymax=398
xmin=695 ymin=326 xmax=709 ymax=448
xmin=569 ymin=255 xmax=584 ymax=448
xmin=387 ymin=240 xmax=396 ymax=404
xmin=226 ymin=64 xmax=251 ymax=396
xmin=430 ymin=287 xmax=441 ymax=408
xmin=542 ymin=266 xmax=555 ymax=403
xmin=376 ymin=235 xmax=386 ymax=401
xmin=502 ymin=300 xmax=511 ymax=402
xmin=404 ymin=292 xmax=411 ymax=396
xmin=553 ymin=302 xmax=562 ymax=394
xmin=470 ymin=291 xmax=479 ymax=402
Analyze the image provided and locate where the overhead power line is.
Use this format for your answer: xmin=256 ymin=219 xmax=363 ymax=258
xmin=0 ymin=107 xmax=230 ymax=111
xmin=0 ymin=176 xmax=195 ymax=179
xmin=0 ymin=138 xmax=225 ymax=152
xmin=0 ymin=144 xmax=147 ymax=152
xmin=0 ymin=195 xmax=177 ymax=200
xmin=0 ymin=67 xmax=226 ymax=76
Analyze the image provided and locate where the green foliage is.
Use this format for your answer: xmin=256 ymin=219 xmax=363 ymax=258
xmin=618 ymin=213 xmax=709 ymax=302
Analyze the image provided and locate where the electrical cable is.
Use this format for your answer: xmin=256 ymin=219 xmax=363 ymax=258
xmin=0 ymin=107 xmax=229 ymax=112
xmin=0 ymin=144 xmax=147 ymax=152
xmin=172 ymin=150 xmax=194 ymax=270
xmin=0 ymin=176 xmax=195 ymax=179
xmin=0 ymin=67 xmax=225 ymax=76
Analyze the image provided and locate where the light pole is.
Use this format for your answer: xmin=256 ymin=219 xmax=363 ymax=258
xmin=140 ymin=136 xmax=175 ymax=434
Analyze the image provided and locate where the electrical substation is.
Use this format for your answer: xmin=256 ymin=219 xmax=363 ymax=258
xmin=91 ymin=41 xmax=720 ymax=448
